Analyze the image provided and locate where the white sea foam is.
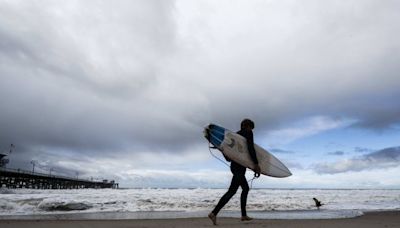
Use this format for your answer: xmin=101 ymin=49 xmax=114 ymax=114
xmin=0 ymin=188 xmax=399 ymax=219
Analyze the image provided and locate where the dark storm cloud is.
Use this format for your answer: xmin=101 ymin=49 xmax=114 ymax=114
xmin=0 ymin=0 xmax=187 ymax=153
xmin=350 ymin=105 xmax=400 ymax=130
xmin=368 ymin=147 xmax=400 ymax=160
xmin=0 ymin=0 xmax=400 ymax=175
xmin=177 ymin=0 xmax=400 ymax=133
xmin=313 ymin=146 xmax=400 ymax=174
xmin=4 ymin=144 xmax=91 ymax=175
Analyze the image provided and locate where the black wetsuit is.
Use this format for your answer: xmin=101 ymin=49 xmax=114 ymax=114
xmin=212 ymin=129 xmax=259 ymax=217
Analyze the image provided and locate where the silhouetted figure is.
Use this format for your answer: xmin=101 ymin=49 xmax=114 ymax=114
xmin=208 ymin=119 xmax=261 ymax=225
xmin=313 ymin=198 xmax=324 ymax=210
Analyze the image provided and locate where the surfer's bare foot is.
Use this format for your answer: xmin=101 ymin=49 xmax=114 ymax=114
xmin=241 ymin=216 xmax=253 ymax=221
xmin=208 ymin=212 xmax=217 ymax=225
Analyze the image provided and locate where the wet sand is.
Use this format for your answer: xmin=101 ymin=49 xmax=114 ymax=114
xmin=0 ymin=211 xmax=398 ymax=228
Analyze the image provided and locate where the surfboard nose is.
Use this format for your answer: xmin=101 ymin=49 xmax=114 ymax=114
xmin=276 ymin=166 xmax=292 ymax=177
xmin=284 ymin=165 xmax=293 ymax=177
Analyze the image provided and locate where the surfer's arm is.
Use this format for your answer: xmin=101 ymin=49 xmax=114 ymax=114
xmin=245 ymin=131 xmax=258 ymax=165
xmin=222 ymin=154 xmax=231 ymax=162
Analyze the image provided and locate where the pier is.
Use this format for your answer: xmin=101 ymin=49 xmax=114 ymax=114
xmin=0 ymin=168 xmax=119 ymax=189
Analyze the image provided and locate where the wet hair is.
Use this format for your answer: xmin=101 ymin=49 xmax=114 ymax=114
xmin=241 ymin=119 xmax=255 ymax=130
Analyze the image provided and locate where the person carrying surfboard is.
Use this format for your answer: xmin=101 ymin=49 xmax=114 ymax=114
xmin=208 ymin=119 xmax=261 ymax=225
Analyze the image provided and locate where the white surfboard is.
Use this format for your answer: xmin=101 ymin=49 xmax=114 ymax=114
xmin=204 ymin=124 xmax=292 ymax=178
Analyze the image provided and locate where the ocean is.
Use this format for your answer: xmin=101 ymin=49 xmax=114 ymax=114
xmin=1 ymin=188 xmax=399 ymax=219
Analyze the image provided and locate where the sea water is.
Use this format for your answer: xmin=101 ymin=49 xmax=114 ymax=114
xmin=0 ymin=188 xmax=399 ymax=219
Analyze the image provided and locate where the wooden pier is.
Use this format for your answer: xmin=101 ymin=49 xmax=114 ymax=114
xmin=0 ymin=168 xmax=118 ymax=189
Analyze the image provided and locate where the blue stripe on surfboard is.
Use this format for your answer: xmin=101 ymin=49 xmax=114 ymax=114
xmin=209 ymin=131 xmax=224 ymax=147
xmin=209 ymin=124 xmax=226 ymax=135
xmin=211 ymin=128 xmax=224 ymax=141
xmin=210 ymin=133 xmax=224 ymax=146
xmin=208 ymin=124 xmax=225 ymax=147
xmin=210 ymin=128 xmax=224 ymax=138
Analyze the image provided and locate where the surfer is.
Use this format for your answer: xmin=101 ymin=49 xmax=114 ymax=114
xmin=208 ymin=119 xmax=261 ymax=225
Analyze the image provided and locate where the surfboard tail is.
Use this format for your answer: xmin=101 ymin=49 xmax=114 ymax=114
xmin=203 ymin=125 xmax=211 ymax=141
xmin=204 ymin=124 xmax=225 ymax=148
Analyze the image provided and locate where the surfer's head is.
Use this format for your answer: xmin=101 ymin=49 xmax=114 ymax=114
xmin=241 ymin=119 xmax=254 ymax=130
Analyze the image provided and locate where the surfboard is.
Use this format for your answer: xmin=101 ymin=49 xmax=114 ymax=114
xmin=204 ymin=123 xmax=292 ymax=178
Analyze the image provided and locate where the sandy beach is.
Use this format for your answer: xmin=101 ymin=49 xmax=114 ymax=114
xmin=0 ymin=211 xmax=399 ymax=228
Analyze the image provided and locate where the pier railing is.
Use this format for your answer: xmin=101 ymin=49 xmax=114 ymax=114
xmin=0 ymin=167 xmax=118 ymax=189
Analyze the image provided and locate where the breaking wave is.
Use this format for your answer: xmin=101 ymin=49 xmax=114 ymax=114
xmin=0 ymin=188 xmax=399 ymax=219
xmin=39 ymin=201 xmax=92 ymax=211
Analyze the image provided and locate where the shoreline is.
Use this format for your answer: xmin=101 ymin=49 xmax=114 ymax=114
xmin=0 ymin=211 xmax=399 ymax=228
xmin=0 ymin=209 xmax=367 ymax=220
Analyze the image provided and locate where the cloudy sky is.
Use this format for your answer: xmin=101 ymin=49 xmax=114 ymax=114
xmin=1 ymin=0 xmax=399 ymax=188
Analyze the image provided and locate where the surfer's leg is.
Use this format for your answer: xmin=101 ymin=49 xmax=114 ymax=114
xmin=212 ymin=175 xmax=240 ymax=215
xmin=208 ymin=212 xmax=217 ymax=225
xmin=238 ymin=175 xmax=249 ymax=217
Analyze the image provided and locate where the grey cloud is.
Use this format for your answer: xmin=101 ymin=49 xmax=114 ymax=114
xmin=314 ymin=146 xmax=400 ymax=174
xmin=5 ymin=145 xmax=90 ymax=176
xmin=350 ymin=108 xmax=400 ymax=130
xmin=368 ymin=147 xmax=400 ymax=160
xmin=183 ymin=0 xmax=400 ymax=132
xmin=354 ymin=147 xmax=373 ymax=153
xmin=327 ymin=151 xmax=345 ymax=156
xmin=0 ymin=0 xmax=187 ymax=152
xmin=270 ymin=148 xmax=295 ymax=154
xmin=284 ymin=161 xmax=304 ymax=170
xmin=0 ymin=1 xmax=175 ymax=102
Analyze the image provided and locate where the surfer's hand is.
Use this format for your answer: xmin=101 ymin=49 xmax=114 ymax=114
xmin=254 ymin=164 xmax=261 ymax=177
xmin=222 ymin=154 xmax=231 ymax=162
